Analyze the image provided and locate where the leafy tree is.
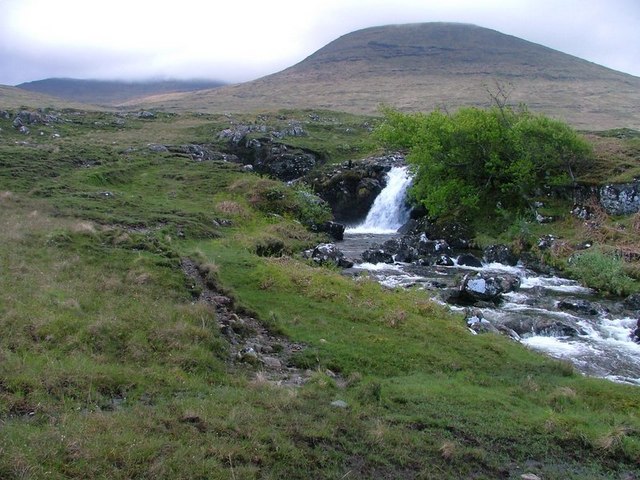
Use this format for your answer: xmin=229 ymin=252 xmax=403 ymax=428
xmin=376 ymin=105 xmax=592 ymax=224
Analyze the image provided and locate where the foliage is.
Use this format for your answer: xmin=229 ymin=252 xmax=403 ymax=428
xmin=566 ymin=248 xmax=639 ymax=296
xmin=376 ymin=106 xmax=593 ymax=224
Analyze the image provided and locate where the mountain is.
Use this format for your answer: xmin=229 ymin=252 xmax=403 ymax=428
xmin=128 ymin=23 xmax=640 ymax=130
xmin=16 ymin=78 xmax=226 ymax=106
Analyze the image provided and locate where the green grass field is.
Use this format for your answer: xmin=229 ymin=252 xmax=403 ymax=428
xmin=0 ymin=109 xmax=639 ymax=479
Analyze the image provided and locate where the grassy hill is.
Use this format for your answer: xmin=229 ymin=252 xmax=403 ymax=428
xmin=1 ymin=107 xmax=639 ymax=479
xmin=0 ymin=85 xmax=98 ymax=110
xmin=16 ymin=78 xmax=226 ymax=106
xmin=128 ymin=23 xmax=640 ymax=130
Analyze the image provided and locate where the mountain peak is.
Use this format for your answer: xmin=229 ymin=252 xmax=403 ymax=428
xmin=131 ymin=23 xmax=640 ymax=130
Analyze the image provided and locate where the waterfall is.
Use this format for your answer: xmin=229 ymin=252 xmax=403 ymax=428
xmin=346 ymin=166 xmax=413 ymax=234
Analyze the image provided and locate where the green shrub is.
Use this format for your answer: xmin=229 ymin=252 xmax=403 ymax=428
xmin=566 ymin=248 xmax=639 ymax=296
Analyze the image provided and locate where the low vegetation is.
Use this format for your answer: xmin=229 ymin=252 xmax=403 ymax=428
xmin=0 ymin=108 xmax=639 ymax=478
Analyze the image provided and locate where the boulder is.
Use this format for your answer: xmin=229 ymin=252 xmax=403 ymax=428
xmin=465 ymin=310 xmax=500 ymax=334
xmin=519 ymin=252 xmax=556 ymax=275
xmin=401 ymin=217 xmax=472 ymax=249
xmin=305 ymin=243 xmax=353 ymax=268
xmin=599 ymin=182 xmax=640 ymax=215
xmin=361 ymin=248 xmax=394 ymax=264
xmin=501 ymin=317 xmax=585 ymax=337
xmin=435 ymin=254 xmax=455 ymax=266
xmin=623 ymin=293 xmax=640 ymax=311
xmin=632 ymin=319 xmax=640 ymax=343
xmin=483 ymin=244 xmax=518 ymax=266
xmin=415 ymin=235 xmax=452 ymax=258
xmin=457 ymin=253 xmax=483 ymax=268
xmin=557 ymin=298 xmax=601 ymax=316
xmin=459 ymin=272 xmax=521 ymax=303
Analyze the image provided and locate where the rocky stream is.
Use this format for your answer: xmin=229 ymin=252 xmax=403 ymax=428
xmin=332 ymin=167 xmax=640 ymax=386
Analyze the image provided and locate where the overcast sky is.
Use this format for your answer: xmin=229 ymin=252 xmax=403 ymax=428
xmin=1 ymin=0 xmax=638 ymax=86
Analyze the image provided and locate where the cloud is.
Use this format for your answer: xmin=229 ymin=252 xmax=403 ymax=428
xmin=0 ymin=0 xmax=638 ymax=85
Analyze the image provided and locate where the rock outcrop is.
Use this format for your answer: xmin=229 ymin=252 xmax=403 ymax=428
xmin=219 ymin=124 xmax=319 ymax=181
xmin=598 ymin=181 xmax=640 ymax=215
xmin=308 ymin=154 xmax=404 ymax=222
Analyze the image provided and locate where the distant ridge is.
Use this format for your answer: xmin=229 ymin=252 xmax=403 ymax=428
xmin=16 ymin=78 xmax=226 ymax=106
xmin=129 ymin=23 xmax=640 ymax=130
xmin=0 ymin=84 xmax=96 ymax=110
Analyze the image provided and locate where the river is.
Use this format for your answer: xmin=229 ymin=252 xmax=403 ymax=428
xmin=338 ymin=167 xmax=640 ymax=386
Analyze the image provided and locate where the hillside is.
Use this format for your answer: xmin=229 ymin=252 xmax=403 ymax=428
xmin=129 ymin=23 xmax=640 ymax=130
xmin=1 ymin=108 xmax=640 ymax=479
xmin=16 ymin=78 xmax=226 ymax=106
xmin=0 ymin=84 xmax=97 ymax=110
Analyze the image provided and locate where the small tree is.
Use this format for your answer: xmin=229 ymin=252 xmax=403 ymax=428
xmin=376 ymin=105 xmax=593 ymax=225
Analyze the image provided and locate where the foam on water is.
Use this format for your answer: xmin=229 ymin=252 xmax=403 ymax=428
xmin=346 ymin=166 xmax=412 ymax=234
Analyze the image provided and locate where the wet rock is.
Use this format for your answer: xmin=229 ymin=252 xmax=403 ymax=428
xmin=459 ymin=272 xmax=521 ymax=303
xmin=519 ymin=252 xmax=555 ymax=275
xmin=623 ymin=293 xmax=640 ymax=311
xmin=361 ymin=248 xmax=394 ymax=264
xmin=631 ymin=319 xmax=640 ymax=343
xmin=483 ymin=244 xmax=518 ymax=266
xmin=557 ymin=298 xmax=601 ymax=316
xmin=457 ymin=253 xmax=483 ymax=268
xmin=496 ymin=324 xmax=521 ymax=341
xmin=435 ymin=254 xmax=454 ymax=266
xmin=401 ymin=217 xmax=472 ymax=249
xmin=305 ymin=243 xmax=353 ymax=268
xmin=501 ymin=317 xmax=584 ymax=337
xmin=465 ymin=310 xmax=500 ymax=334
xmin=416 ymin=235 xmax=451 ymax=258
xmin=536 ymin=321 xmax=584 ymax=337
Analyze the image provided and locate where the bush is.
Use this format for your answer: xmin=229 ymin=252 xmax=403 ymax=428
xmin=376 ymin=105 xmax=593 ymax=226
xmin=566 ymin=248 xmax=638 ymax=296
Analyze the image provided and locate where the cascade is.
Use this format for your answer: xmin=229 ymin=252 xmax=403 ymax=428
xmin=346 ymin=166 xmax=413 ymax=234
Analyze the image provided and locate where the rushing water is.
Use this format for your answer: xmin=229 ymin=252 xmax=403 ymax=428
xmin=339 ymin=168 xmax=640 ymax=385
xmin=346 ymin=166 xmax=413 ymax=234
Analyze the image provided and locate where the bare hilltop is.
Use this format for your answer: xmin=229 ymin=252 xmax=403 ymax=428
xmin=128 ymin=23 xmax=640 ymax=130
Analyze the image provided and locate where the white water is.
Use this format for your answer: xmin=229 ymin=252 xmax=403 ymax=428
xmin=349 ymin=251 xmax=640 ymax=384
xmin=339 ymin=163 xmax=640 ymax=385
xmin=346 ymin=166 xmax=413 ymax=234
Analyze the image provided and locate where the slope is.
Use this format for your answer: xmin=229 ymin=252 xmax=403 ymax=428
xmin=129 ymin=23 xmax=640 ymax=130
xmin=0 ymin=84 xmax=98 ymax=111
xmin=17 ymin=78 xmax=226 ymax=106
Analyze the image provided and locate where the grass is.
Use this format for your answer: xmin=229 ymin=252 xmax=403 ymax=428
xmin=0 ymin=109 xmax=639 ymax=478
